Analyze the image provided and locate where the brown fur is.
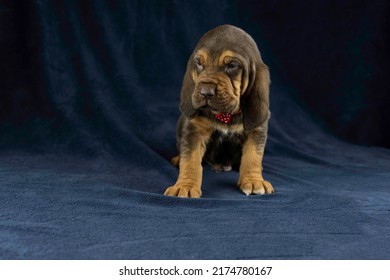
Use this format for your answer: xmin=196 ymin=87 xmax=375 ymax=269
xmin=164 ymin=25 xmax=274 ymax=198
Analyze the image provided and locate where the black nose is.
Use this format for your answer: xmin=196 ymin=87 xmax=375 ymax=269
xmin=200 ymin=85 xmax=216 ymax=99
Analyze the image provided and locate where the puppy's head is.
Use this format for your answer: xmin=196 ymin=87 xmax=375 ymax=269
xmin=180 ymin=25 xmax=270 ymax=130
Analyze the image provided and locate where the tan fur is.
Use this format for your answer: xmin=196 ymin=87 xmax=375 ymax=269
xmin=238 ymin=130 xmax=274 ymax=195
xmin=219 ymin=50 xmax=240 ymax=64
xmin=164 ymin=117 xmax=213 ymax=198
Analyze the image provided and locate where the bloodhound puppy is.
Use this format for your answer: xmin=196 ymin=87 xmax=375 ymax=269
xmin=165 ymin=25 xmax=274 ymax=198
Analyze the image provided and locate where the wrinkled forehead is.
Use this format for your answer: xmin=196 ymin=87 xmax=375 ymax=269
xmin=193 ymin=28 xmax=258 ymax=66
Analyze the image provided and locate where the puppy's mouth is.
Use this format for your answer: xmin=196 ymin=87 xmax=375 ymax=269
xmin=199 ymin=103 xmax=218 ymax=113
xmin=196 ymin=99 xmax=239 ymax=115
xmin=201 ymin=101 xmax=217 ymax=109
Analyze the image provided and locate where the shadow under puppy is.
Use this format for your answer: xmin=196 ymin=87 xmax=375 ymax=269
xmin=165 ymin=25 xmax=274 ymax=198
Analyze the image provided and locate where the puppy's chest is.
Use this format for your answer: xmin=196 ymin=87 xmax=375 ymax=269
xmin=209 ymin=128 xmax=245 ymax=146
xmin=204 ymin=128 xmax=245 ymax=167
xmin=206 ymin=128 xmax=245 ymax=155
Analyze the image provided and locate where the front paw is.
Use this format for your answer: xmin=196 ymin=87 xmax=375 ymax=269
xmin=238 ymin=176 xmax=274 ymax=196
xmin=164 ymin=183 xmax=202 ymax=198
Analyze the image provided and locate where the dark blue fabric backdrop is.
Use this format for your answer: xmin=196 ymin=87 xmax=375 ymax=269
xmin=0 ymin=0 xmax=389 ymax=259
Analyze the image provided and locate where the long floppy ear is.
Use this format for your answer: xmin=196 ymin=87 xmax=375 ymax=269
xmin=241 ymin=61 xmax=270 ymax=131
xmin=179 ymin=60 xmax=197 ymax=118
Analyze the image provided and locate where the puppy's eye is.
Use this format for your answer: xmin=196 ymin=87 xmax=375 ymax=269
xmin=195 ymin=61 xmax=204 ymax=72
xmin=225 ymin=62 xmax=238 ymax=73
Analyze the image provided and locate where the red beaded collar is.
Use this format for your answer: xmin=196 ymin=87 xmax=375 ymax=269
xmin=214 ymin=111 xmax=241 ymax=124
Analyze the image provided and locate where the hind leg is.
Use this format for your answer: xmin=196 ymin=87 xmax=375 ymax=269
xmin=171 ymin=155 xmax=180 ymax=167
xmin=211 ymin=164 xmax=232 ymax=172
